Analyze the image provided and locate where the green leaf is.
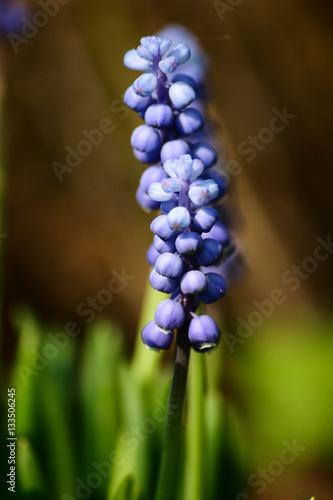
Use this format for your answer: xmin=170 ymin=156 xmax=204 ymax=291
xmin=9 ymin=308 xmax=43 ymax=437
xmin=17 ymin=437 xmax=45 ymax=495
xmin=183 ymin=351 xmax=206 ymax=500
xmin=112 ymin=475 xmax=135 ymax=500
xmin=79 ymin=321 xmax=123 ymax=480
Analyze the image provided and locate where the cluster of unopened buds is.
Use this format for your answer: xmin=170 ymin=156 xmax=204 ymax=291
xmin=124 ymin=32 xmax=235 ymax=353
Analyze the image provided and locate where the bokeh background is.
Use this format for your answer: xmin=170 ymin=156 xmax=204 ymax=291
xmin=1 ymin=0 xmax=333 ymax=499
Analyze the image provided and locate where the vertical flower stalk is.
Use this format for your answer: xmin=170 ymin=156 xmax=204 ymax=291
xmin=123 ymin=32 xmax=235 ymax=499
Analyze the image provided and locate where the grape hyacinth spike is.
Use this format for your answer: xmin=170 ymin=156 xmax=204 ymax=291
xmin=123 ymin=33 xmax=235 ymax=353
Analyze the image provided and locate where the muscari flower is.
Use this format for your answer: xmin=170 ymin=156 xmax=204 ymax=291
xmin=123 ymin=33 xmax=236 ymax=353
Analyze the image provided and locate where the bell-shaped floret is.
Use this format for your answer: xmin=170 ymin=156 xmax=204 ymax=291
xmin=175 ymin=108 xmax=204 ymax=136
xmin=155 ymin=252 xmax=184 ymax=279
xmin=133 ymin=73 xmax=157 ymax=97
xmin=169 ymin=81 xmax=196 ymax=109
xmin=198 ymin=273 xmax=227 ymax=304
xmin=154 ymin=299 xmax=185 ymax=332
xmin=188 ymin=315 xmax=221 ymax=352
xmin=150 ymin=214 xmax=176 ymax=240
xmin=144 ymin=104 xmax=174 ymax=128
xmin=124 ymin=49 xmax=153 ymax=71
xmin=175 ymin=232 xmax=203 ymax=255
xmin=195 ymin=238 xmax=223 ymax=266
xmin=167 ymin=207 xmax=191 ymax=231
xmin=180 ymin=270 xmax=207 ymax=295
xmin=193 ymin=206 xmax=219 ymax=233
xmin=142 ymin=320 xmax=174 ymax=351
xmin=124 ymin=85 xmax=153 ymax=112
xmin=191 ymin=142 xmax=217 ymax=168
xmin=161 ymin=140 xmax=191 ymax=162
xmin=149 ymin=269 xmax=178 ymax=293
xmin=188 ymin=179 xmax=219 ymax=206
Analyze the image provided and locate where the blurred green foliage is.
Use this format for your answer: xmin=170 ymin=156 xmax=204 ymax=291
xmin=1 ymin=290 xmax=331 ymax=499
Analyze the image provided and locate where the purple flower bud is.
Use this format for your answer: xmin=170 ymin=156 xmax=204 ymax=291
xmin=161 ymin=140 xmax=191 ymax=163
xmin=159 ymin=37 xmax=173 ymax=56
xmin=169 ymin=81 xmax=196 ymax=109
xmin=189 ymin=159 xmax=205 ymax=182
xmin=191 ymin=142 xmax=217 ymax=168
xmin=149 ymin=182 xmax=174 ymax=202
xmin=144 ymin=104 xmax=174 ymax=128
xmin=140 ymin=166 xmax=168 ymax=193
xmin=133 ymin=73 xmax=157 ymax=97
xmin=203 ymin=171 xmax=227 ymax=200
xmin=168 ymin=43 xmax=191 ymax=64
xmin=140 ymin=36 xmax=162 ymax=57
xmin=133 ymin=149 xmax=161 ymax=164
xmin=136 ymin=186 xmax=160 ymax=212
xmin=202 ymin=220 xmax=230 ymax=246
xmin=175 ymin=232 xmax=203 ymax=254
xmin=167 ymin=207 xmax=191 ymax=231
xmin=124 ymin=49 xmax=153 ymax=71
xmin=150 ymin=214 xmax=176 ymax=240
xmin=154 ymin=299 xmax=185 ymax=332
xmin=180 ymin=270 xmax=207 ymax=295
xmin=149 ymin=269 xmax=178 ymax=293
xmin=137 ymin=44 xmax=155 ymax=61
xmin=142 ymin=320 xmax=174 ymax=351
xmin=171 ymin=154 xmax=203 ymax=183
xmin=176 ymin=160 xmax=192 ymax=181
xmin=188 ymin=179 xmax=219 ymax=206
xmin=158 ymin=56 xmax=179 ymax=74
xmin=155 ymin=252 xmax=184 ymax=278
xmin=160 ymin=199 xmax=178 ymax=214
xmin=188 ymin=315 xmax=221 ymax=352
xmin=154 ymin=234 xmax=176 ymax=254
xmin=199 ymin=273 xmax=227 ymax=304
xmin=193 ymin=207 xmax=219 ymax=233
xmin=163 ymin=159 xmax=178 ymax=179
xmin=195 ymin=238 xmax=223 ymax=266
xmin=171 ymin=73 xmax=198 ymax=93
xmin=175 ymin=108 xmax=204 ymax=136
xmin=146 ymin=243 xmax=160 ymax=266
xmin=131 ymin=125 xmax=162 ymax=153
xmin=124 ymin=85 xmax=153 ymax=112
xmin=161 ymin=178 xmax=182 ymax=193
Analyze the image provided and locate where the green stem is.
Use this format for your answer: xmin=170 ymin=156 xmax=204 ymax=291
xmin=154 ymin=321 xmax=191 ymax=500
xmin=184 ymin=351 xmax=206 ymax=500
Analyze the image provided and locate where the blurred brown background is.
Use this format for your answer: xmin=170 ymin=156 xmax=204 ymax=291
xmin=2 ymin=0 xmax=333 ymax=339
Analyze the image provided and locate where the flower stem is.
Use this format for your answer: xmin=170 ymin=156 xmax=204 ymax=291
xmin=154 ymin=320 xmax=191 ymax=500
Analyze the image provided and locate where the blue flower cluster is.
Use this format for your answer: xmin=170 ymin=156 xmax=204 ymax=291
xmin=124 ymin=33 xmax=235 ymax=353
